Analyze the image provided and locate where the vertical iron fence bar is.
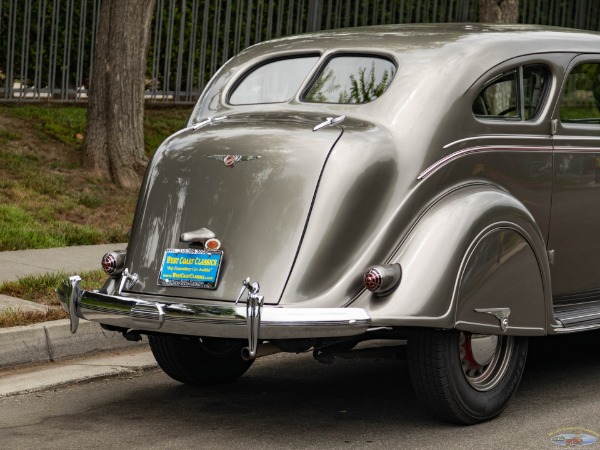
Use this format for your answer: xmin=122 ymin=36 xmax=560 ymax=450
xmin=287 ymin=0 xmax=294 ymax=35
xmin=256 ymin=0 xmax=264 ymax=43
xmin=265 ymin=0 xmax=273 ymax=39
xmin=186 ymin=0 xmax=199 ymax=102
xmin=211 ymin=0 xmax=221 ymax=76
xmin=399 ymin=0 xmax=405 ymax=23
xmin=75 ymin=0 xmax=87 ymax=101
xmin=48 ymin=0 xmax=60 ymax=99
xmin=19 ymin=0 xmax=33 ymax=99
xmin=198 ymin=0 xmax=209 ymax=93
xmin=461 ymin=0 xmax=469 ymax=21
xmin=150 ymin=0 xmax=162 ymax=101
xmin=164 ymin=0 xmax=175 ymax=101
xmin=373 ymin=0 xmax=378 ymax=24
xmin=343 ymin=0 xmax=349 ymax=27
xmin=233 ymin=0 xmax=242 ymax=52
xmin=5 ymin=0 xmax=16 ymax=98
xmin=551 ymin=0 xmax=558 ymax=27
xmin=223 ymin=0 xmax=232 ymax=62
xmin=245 ymin=0 xmax=252 ymax=48
xmin=296 ymin=0 xmax=304 ymax=34
xmin=175 ymin=0 xmax=186 ymax=102
xmin=61 ymin=0 xmax=74 ymax=99
xmin=88 ymin=0 xmax=100 ymax=97
xmin=325 ymin=0 xmax=331 ymax=29
xmin=34 ymin=0 xmax=47 ymax=98
xmin=579 ymin=0 xmax=588 ymax=29
xmin=275 ymin=0 xmax=283 ymax=37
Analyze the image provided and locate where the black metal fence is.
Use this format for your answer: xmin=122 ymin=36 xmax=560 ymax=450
xmin=2 ymin=0 xmax=599 ymax=104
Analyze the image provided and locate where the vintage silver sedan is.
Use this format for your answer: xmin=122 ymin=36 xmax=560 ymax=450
xmin=58 ymin=23 xmax=600 ymax=424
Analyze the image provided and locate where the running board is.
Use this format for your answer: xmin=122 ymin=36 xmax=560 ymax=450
xmin=553 ymin=299 xmax=600 ymax=332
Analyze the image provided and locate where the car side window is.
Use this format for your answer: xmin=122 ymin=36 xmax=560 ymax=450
xmin=473 ymin=65 xmax=549 ymax=120
xmin=560 ymin=63 xmax=600 ymax=124
xmin=229 ymin=56 xmax=319 ymax=105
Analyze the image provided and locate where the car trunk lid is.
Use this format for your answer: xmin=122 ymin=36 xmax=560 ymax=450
xmin=125 ymin=115 xmax=342 ymax=304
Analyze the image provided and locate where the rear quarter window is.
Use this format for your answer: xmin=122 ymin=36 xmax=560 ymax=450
xmin=473 ymin=65 xmax=550 ymax=120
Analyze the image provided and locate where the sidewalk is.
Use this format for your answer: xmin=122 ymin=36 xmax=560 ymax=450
xmin=0 ymin=244 xmax=152 ymax=382
xmin=0 ymin=243 xmax=127 ymax=284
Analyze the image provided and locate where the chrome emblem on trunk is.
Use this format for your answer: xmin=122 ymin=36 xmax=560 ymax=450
xmin=204 ymin=154 xmax=261 ymax=168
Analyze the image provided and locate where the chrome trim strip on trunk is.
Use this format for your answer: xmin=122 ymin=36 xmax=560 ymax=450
xmin=57 ymin=280 xmax=371 ymax=340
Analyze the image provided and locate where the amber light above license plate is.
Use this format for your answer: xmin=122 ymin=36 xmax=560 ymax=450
xmin=158 ymin=249 xmax=223 ymax=289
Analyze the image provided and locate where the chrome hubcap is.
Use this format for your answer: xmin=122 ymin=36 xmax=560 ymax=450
xmin=459 ymin=332 xmax=513 ymax=391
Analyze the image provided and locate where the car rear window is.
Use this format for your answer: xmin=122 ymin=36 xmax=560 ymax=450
xmin=229 ymin=56 xmax=319 ymax=105
xmin=303 ymin=55 xmax=396 ymax=104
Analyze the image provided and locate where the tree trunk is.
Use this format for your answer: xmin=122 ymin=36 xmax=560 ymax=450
xmin=84 ymin=0 xmax=156 ymax=189
xmin=479 ymin=0 xmax=520 ymax=23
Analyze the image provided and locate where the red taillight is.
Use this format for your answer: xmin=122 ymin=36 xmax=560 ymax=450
xmin=101 ymin=251 xmax=126 ymax=276
xmin=363 ymin=264 xmax=402 ymax=296
xmin=364 ymin=268 xmax=383 ymax=291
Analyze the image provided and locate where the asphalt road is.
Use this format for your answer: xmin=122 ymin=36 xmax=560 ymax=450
xmin=1 ymin=332 xmax=600 ymax=450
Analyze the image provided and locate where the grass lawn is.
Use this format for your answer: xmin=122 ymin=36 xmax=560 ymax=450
xmin=0 ymin=103 xmax=191 ymax=251
xmin=0 ymin=269 xmax=106 ymax=327
xmin=0 ymin=103 xmax=191 ymax=327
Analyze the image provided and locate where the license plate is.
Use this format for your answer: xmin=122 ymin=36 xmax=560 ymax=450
xmin=158 ymin=249 xmax=223 ymax=289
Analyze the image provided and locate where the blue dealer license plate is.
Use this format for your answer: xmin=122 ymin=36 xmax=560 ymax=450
xmin=158 ymin=249 xmax=223 ymax=289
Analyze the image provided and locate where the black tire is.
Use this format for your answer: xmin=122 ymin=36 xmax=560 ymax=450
xmin=149 ymin=335 xmax=253 ymax=386
xmin=408 ymin=328 xmax=528 ymax=424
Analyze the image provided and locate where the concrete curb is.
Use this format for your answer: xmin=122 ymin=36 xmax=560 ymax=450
xmin=0 ymin=318 xmax=147 ymax=369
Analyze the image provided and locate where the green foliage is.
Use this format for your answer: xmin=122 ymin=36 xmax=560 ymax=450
xmin=338 ymin=64 xmax=395 ymax=104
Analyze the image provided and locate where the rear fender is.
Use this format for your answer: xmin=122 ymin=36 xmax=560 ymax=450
xmin=365 ymin=184 xmax=551 ymax=336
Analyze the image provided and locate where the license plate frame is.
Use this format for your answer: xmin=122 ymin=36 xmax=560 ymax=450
xmin=158 ymin=248 xmax=223 ymax=289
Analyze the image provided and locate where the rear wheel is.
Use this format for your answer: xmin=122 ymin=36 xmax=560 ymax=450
xmin=408 ymin=328 xmax=528 ymax=424
xmin=149 ymin=335 xmax=253 ymax=386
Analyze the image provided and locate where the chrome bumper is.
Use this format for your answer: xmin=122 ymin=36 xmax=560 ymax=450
xmin=57 ymin=276 xmax=371 ymax=341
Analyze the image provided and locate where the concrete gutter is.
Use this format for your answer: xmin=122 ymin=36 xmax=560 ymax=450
xmin=0 ymin=347 xmax=156 ymax=398
xmin=0 ymin=319 xmax=148 ymax=369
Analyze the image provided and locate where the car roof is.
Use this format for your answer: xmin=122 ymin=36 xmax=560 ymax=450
xmin=242 ymin=23 xmax=600 ymax=61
